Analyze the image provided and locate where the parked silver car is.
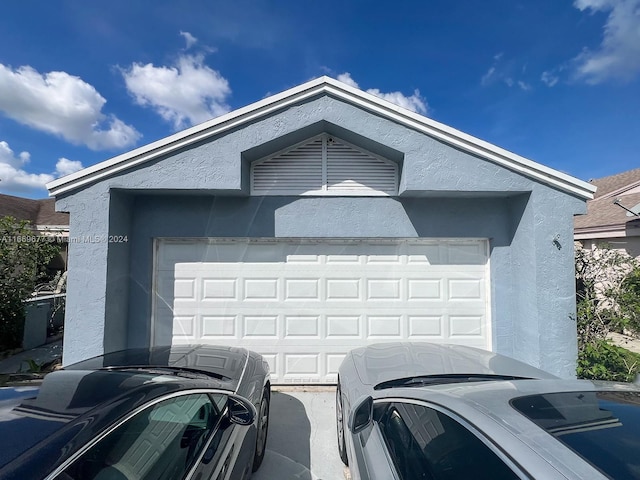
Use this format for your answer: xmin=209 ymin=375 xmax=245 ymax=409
xmin=336 ymin=342 xmax=640 ymax=479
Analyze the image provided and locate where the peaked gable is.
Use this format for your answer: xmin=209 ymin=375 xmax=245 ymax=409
xmin=47 ymin=76 xmax=595 ymax=200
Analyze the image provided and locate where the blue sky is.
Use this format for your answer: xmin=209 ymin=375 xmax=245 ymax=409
xmin=0 ymin=0 xmax=639 ymax=198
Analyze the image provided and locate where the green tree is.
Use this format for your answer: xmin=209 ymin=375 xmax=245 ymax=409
xmin=575 ymin=245 xmax=640 ymax=381
xmin=0 ymin=216 xmax=60 ymax=350
xmin=618 ymin=268 xmax=640 ymax=334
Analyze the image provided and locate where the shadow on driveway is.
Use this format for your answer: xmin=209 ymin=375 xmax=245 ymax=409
xmin=252 ymin=389 xmax=345 ymax=480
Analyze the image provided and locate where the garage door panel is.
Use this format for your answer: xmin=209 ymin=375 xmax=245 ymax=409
xmin=408 ymin=315 xmax=445 ymax=338
xmin=326 ymin=315 xmax=361 ymax=337
xmin=448 ymin=278 xmax=483 ymax=300
xmin=168 ymin=275 xmax=486 ymax=303
xmin=156 ymin=239 xmax=490 ymax=383
xmin=201 ymin=315 xmax=236 ymax=337
xmin=173 ymin=316 xmax=196 ymax=339
xmin=229 ymin=350 xmax=349 ymax=384
xmin=177 ymin=313 xmax=488 ymax=342
xmin=161 ymin=241 xmax=488 ymax=266
xmin=449 ymin=315 xmax=486 ymax=337
xmin=202 ymin=279 xmax=237 ymax=300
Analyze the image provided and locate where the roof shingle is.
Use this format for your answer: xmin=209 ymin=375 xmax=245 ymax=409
xmin=575 ymin=168 xmax=640 ymax=232
xmin=0 ymin=193 xmax=69 ymax=226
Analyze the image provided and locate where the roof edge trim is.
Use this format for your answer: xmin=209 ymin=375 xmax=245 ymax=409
xmin=47 ymin=76 xmax=596 ymax=200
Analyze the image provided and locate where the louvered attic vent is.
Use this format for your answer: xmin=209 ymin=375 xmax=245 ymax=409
xmin=251 ymin=134 xmax=398 ymax=196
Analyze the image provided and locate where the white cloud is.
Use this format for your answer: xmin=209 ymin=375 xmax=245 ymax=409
xmin=541 ymin=71 xmax=560 ymax=87
xmin=480 ymin=67 xmax=496 ymax=86
xmin=123 ymin=54 xmax=231 ymax=129
xmin=480 ymin=55 xmax=534 ymax=91
xmin=180 ymin=31 xmax=198 ymax=50
xmin=572 ymin=0 xmax=640 ymax=83
xmin=480 ymin=53 xmax=508 ymax=87
xmin=54 ymin=158 xmax=84 ymax=177
xmin=0 ymin=141 xmax=30 ymax=169
xmin=336 ymin=72 xmax=428 ymax=114
xmin=337 ymin=72 xmax=359 ymax=88
xmin=0 ymin=64 xmax=141 ymax=151
xmin=0 ymin=141 xmax=52 ymax=191
xmin=0 ymin=141 xmax=83 ymax=193
xmin=518 ymin=81 xmax=532 ymax=91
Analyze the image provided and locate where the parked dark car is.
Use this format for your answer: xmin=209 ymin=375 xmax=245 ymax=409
xmin=337 ymin=342 xmax=640 ymax=480
xmin=0 ymin=345 xmax=270 ymax=480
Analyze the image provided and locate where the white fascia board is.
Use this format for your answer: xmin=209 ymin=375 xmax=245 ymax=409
xmin=598 ymin=179 xmax=640 ymax=201
xmin=47 ymin=75 xmax=596 ymax=200
xmin=46 ymin=77 xmax=332 ymax=196
xmin=573 ymin=224 xmax=627 ymax=240
xmin=35 ymin=225 xmax=69 ymax=232
xmin=320 ymin=79 xmax=595 ymax=200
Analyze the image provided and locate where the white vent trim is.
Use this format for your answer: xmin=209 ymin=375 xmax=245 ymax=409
xmin=251 ymin=134 xmax=398 ymax=196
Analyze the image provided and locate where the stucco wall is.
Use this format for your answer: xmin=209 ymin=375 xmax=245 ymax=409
xmin=56 ymin=93 xmax=586 ymax=377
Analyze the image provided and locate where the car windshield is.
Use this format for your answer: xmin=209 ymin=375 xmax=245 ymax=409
xmin=511 ymin=391 xmax=640 ymax=479
xmin=101 ymin=365 xmax=224 ymax=380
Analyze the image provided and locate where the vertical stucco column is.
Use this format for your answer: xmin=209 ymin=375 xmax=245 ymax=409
xmin=510 ymin=187 xmax=585 ymax=378
xmin=508 ymin=193 xmax=541 ymax=367
xmin=533 ymin=188 xmax=584 ymax=377
xmin=104 ymin=191 xmax=132 ymax=354
xmin=56 ymin=188 xmax=111 ymax=365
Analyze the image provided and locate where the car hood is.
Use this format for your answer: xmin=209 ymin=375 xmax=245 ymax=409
xmin=349 ymin=342 xmax=557 ymax=387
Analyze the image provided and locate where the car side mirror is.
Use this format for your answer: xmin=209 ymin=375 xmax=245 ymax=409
xmin=227 ymin=395 xmax=257 ymax=426
xmin=349 ymin=395 xmax=373 ymax=433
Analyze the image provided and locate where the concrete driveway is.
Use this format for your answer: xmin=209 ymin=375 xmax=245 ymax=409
xmin=252 ymin=387 xmax=347 ymax=480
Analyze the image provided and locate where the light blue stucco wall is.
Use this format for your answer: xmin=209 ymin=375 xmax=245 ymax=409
xmin=55 ymin=93 xmax=586 ymax=377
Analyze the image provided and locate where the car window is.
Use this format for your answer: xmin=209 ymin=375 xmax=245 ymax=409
xmin=58 ymin=393 xmax=225 ymax=480
xmin=512 ymin=391 xmax=640 ymax=479
xmin=376 ymin=402 xmax=520 ymax=480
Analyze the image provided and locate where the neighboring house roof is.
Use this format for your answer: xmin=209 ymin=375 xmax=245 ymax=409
xmin=47 ymin=76 xmax=596 ymax=200
xmin=574 ymin=167 xmax=640 ymax=239
xmin=0 ymin=193 xmax=69 ymax=229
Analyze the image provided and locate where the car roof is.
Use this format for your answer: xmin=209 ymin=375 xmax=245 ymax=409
xmin=0 ymin=369 xmax=218 ymax=470
xmin=372 ymin=378 xmax=640 ymax=424
xmin=65 ymin=344 xmax=249 ymax=387
xmin=372 ymin=379 xmax=640 ymax=480
xmin=347 ymin=342 xmax=557 ymax=387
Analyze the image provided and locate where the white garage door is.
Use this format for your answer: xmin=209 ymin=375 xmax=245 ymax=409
xmin=154 ymin=239 xmax=490 ymax=384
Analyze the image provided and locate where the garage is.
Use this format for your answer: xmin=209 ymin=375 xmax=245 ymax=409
xmin=51 ymin=76 xmax=594 ymax=377
xmin=155 ymin=238 xmax=489 ymax=383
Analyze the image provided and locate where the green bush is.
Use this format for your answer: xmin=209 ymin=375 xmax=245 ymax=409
xmin=0 ymin=216 xmax=60 ymax=350
xmin=575 ymin=245 xmax=640 ymax=381
xmin=617 ymin=268 xmax=640 ymax=334
xmin=577 ymin=339 xmax=640 ymax=382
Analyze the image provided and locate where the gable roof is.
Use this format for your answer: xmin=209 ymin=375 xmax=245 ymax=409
xmin=575 ymin=168 xmax=640 ymax=237
xmin=0 ymin=193 xmax=69 ymax=227
xmin=46 ymin=76 xmax=596 ymax=200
